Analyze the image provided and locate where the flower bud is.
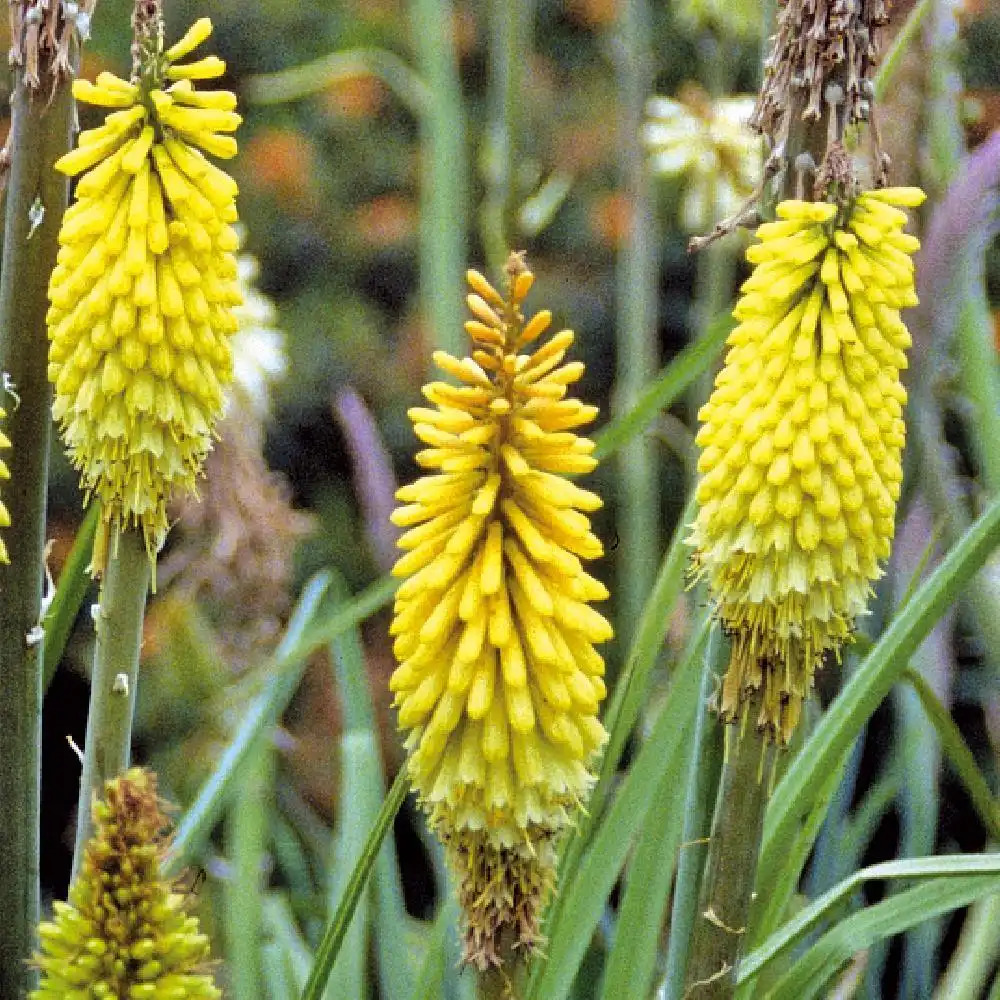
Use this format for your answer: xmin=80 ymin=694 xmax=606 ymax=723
xmin=31 ymin=768 xmax=219 ymax=999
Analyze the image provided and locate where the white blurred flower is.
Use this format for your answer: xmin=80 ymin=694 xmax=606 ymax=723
xmin=643 ymin=88 xmax=760 ymax=232
xmin=230 ymin=251 xmax=287 ymax=421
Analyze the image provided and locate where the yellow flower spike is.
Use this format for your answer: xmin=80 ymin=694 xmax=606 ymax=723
xmin=47 ymin=16 xmax=242 ymax=576
xmin=689 ymin=189 xmax=925 ymax=743
xmin=30 ymin=768 xmax=219 ymax=1000
xmin=391 ymin=252 xmax=611 ymax=967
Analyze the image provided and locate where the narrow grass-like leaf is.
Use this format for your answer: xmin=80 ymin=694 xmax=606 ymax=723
xmin=272 ymin=812 xmax=318 ymax=912
xmin=837 ymin=763 xmax=902 ymax=884
xmin=594 ymin=314 xmax=731 ymax=461
xmin=935 ymin=893 xmax=1000 ymax=1000
xmin=745 ymin=753 xmax=844 ymax=956
xmin=246 ymin=47 xmax=429 ymax=115
xmin=762 ymin=869 xmax=1000 ymax=1000
xmin=904 ymin=667 xmax=1000 ymax=840
xmin=41 ymin=502 xmax=99 ymax=695
xmin=409 ymin=903 xmax=454 ymax=1000
xmin=654 ymin=634 xmax=726 ymax=1000
xmin=326 ymin=573 xmax=413 ymax=1000
xmin=325 ymin=726 xmax=374 ymax=1000
xmin=525 ymin=615 xmax=709 ymax=1000
xmin=758 ymin=495 xmax=1000 ymax=897
xmin=895 ymin=671 xmax=946 ymax=996
xmin=224 ymin=739 xmax=272 ymax=1000
xmin=598 ymin=692 xmax=697 ymax=1000
xmin=262 ymin=893 xmax=313 ymax=993
xmin=261 ymin=943 xmax=295 ymax=1000
xmin=740 ymin=854 xmax=1000 ymax=987
xmin=555 ymin=493 xmax=697 ymax=906
xmin=301 ymin=769 xmax=410 ymax=1000
xmin=874 ymin=0 xmax=931 ymax=99
xmin=166 ymin=573 xmax=398 ymax=873
xmin=411 ymin=0 xmax=467 ymax=359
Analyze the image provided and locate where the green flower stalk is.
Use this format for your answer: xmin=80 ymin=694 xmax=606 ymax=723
xmin=32 ymin=768 xmax=219 ymax=1000
xmin=690 ymin=187 xmax=925 ymax=742
xmin=46 ymin=14 xmax=242 ymax=575
xmin=685 ymin=0 xmax=926 ymax=994
xmin=390 ymin=254 xmax=612 ymax=967
xmin=0 ymin=405 xmax=9 ymax=564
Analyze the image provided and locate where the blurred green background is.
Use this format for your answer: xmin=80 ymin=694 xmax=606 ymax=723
xmin=20 ymin=0 xmax=1000 ymax=997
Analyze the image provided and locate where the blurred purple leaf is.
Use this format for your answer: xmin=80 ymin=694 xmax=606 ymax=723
xmin=912 ymin=130 xmax=1000 ymax=371
xmin=333 ymin=387 xmax=400 ymax=574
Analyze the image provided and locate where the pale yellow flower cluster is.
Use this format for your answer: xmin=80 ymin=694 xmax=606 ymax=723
xmin=690 ymin=188 xmax=925 ymax=741
xmin=46 ymin=18 xmax=242 ymax=572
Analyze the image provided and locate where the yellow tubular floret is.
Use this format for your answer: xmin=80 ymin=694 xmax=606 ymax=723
xmin=46 ymin=17 xmax=242 ymax=575
xmin=391 ymin=253 xmax=611 ymax=967
xmin=689 ymin=189 xmax=925 ymax=743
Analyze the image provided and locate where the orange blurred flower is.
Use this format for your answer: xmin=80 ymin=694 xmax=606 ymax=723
xmin=242 ymin=127 xmax=316 ymax=204
xmin=567 ymin=0 xmax=620 ymax=27
xmin=552 ymin=122 xmax=616 ymax=174
xmin=589 ymin=190 xmax=631 ymax=248
xmin=322 ymin=74 xmax=385 ymax=119
xmin=352 ymin=193 xmax=417 ymax=246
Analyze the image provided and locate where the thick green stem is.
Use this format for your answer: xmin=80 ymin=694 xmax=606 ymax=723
xmin=613 ymin=0 xmax=659 ymax=645
xmin=410 ymin=0 xmax=467 ymax=358
xmin=477 ymin=947 xmax=524 ymax=1000
xmin=71 ymin=529 xmax=151 ymax=877
xmin=0 ymin=44 xmax=76 ymax=998
xmin=682 ymin=703 xmax=776 ymax=998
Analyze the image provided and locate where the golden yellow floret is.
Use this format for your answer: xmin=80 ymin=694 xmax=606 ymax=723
xmin=31 ymin=768 xmax=219 ymax=1000
xmin=689 ymin=187 xmax=925 ymax=742
xmin=390 ymin=253 xmax=611 ymax=964
xmin=0 ymin=405 xmax=10 ymax=564
xmin=46 ymin=18 xmax=242 ymax=574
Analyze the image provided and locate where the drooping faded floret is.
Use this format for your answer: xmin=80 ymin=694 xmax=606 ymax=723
xmin=390 ymin=253 xmax=611 ymax=966
xmin=690 ymin=187 xmax=925 ymax=742
xmin=46 ymin=17 xmax=242 ymax=573
xmin=31 ymin=768 xmax=219 ymax=1000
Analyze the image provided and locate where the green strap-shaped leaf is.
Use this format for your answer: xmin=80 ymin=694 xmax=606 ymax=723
xmin=757 ymin=495 xmax=1000 ymax=904
xmin=741 ymin=854 xmax=1000 ymax=989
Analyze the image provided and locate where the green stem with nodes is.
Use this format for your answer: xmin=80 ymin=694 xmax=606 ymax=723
xmin=71 ymin=529 xmax=151 ymax=878
xmin=683 ymin=698 xmax=777 ymax=998
xmin=0 ymin=16 xmax=78 ymax=993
